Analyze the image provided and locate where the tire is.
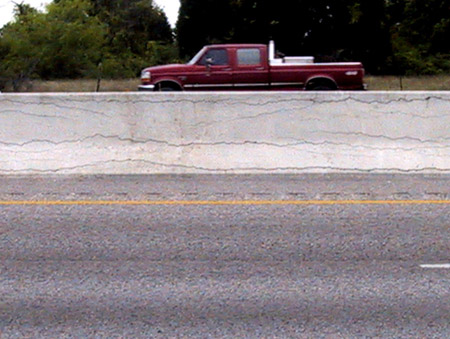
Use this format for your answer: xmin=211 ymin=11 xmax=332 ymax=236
xmin=306 ymin=79 xmax=337 ymax=91
xmin=310 ymin=84 xmax=334 ymax=91
xmin=155 ymin=82 xmax=182 ymax=92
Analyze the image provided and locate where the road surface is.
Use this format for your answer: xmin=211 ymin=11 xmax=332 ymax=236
xmin=1 ymin=174 xmax=449 ymax=337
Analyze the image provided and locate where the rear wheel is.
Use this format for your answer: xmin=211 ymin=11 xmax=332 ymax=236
xmin=310 ymin=84 xmax=334 ymax=90
xmin=306 ymin=79 xmax=337 ymax=91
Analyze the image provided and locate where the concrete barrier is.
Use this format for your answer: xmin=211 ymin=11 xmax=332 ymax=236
xmin=0 ymin=91 xmax=449 ymax=174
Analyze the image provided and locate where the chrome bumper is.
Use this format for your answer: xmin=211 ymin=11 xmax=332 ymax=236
xmin=138 ymin=84 xmax=155 ymax=91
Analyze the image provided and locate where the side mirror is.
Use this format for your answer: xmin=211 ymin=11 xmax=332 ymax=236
xmin=206 ymin=57 xmax=213 ymax=71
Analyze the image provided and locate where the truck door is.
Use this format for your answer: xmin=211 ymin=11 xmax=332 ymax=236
xmin=233 ymin=47 xmax=269 ymax=89
xmin=186 ymin=48 xmax=233 ymax=90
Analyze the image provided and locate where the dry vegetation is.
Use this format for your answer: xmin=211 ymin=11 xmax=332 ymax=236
xmin=365 ymin=75 xmax=450 ymax=91
xmin=17 ymin=78 xmax=141 ymax=93
xmin=3 ymin=75 xmax=450 ymax=92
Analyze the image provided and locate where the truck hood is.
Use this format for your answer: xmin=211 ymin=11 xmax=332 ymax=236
xmin=143 ymin=64 xmax=190 ymax=74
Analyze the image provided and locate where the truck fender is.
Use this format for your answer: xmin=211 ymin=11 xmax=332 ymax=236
xmin=153 ymin=79 xmax=184 ymax=91
xmin=305 ymin=76 xmax=338 ymax=90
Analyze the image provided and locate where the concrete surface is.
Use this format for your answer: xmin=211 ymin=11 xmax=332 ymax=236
xmin=1 ymin=91 xmax=449 ymax=174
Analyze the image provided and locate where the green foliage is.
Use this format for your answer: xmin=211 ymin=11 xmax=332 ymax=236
xmin=387 ymin=0 xmax=450 ymax=74
xmin=0 ymin=8 xmax=48 ymax=90
xmin=177 ymin=0 xmax=392 ymax=72
xmin=88 ymin=0 xmax=173 ymax=53
xmin=0 ymin=0 xmax=177 ymax=88
xmin=100 ymin=42 xmax=180 ymax=78
xmin=0 ymin=0 xmax=107 ymax=89
xmin=87 ymin=0 xmax=177 ymax=78
xmin=177 ymin=0 xmax=449 ymax=75
xmin=43 ymin=0 xmax=106 ymax=78
xmin=177 ymin=0 xmax=234 ymax=57
xmin=2 ymin=0 xmax=448 ymax=85
xmin=342 ymin=0 xmax=392 ymax=73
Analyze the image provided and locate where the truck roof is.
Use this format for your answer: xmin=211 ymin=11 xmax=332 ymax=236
xmin=205 ymin=43 xmax=267 ymax=49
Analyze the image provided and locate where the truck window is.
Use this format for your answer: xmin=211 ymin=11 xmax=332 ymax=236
xmin=199 ymin=49 xmax=229 ymax=66
xmin=237 ymin=48 xmax=261 ymax=65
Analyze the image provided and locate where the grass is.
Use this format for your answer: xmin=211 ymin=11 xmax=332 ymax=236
xmin=2 ymin=75 xmax=450 ymax=92
xmin=18 ymin=78 xmax=141 ymax=92
xmin=365 ymin=75 xmax=450 ymax=91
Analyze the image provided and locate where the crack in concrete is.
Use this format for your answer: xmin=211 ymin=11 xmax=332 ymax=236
xmin=5 ymin=93 xmax=448 ymax=108
xmin=0 ymin=99 xmax=111 ymax=117
xmin=2 ymin=158 xmax=449 ymax=174
xmin=110 ymin=93 xmax=450 ymax=105
xmin=312 ymin=131 xmax=450 ymax=144
xmin=186 ymin=105 xmax=321 ymax=128
xmin=1 ymin=93 xmax=449 ymax=174
xmin=0 ymin=109 xmax=72 ymax=120
xmin=1 ymin=133 xmax=449 ymax=151
xmin=2 ymin=94 xmax=448 ymax=126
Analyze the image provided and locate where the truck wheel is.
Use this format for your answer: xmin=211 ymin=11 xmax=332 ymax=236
xmin=155 ymin=82 xmax=182 ymax=91
xmin=311 ymin=84 xmax=334 ymax=90
xmin=306 ymin=79 xmax=337 ymax=91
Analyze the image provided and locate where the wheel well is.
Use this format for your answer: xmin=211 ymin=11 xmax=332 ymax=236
xmin=305 ymin=77 xmax=338 ymax=90
xmin=154 ymin=81 xmax=183 ymax=91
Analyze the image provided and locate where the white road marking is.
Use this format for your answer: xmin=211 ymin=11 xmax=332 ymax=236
xmin=420 ymin=264 xmax=450 ymax=268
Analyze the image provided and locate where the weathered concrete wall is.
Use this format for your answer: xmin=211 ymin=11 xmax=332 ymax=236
xmin=0 ymin=91 xmax=449 ymax=174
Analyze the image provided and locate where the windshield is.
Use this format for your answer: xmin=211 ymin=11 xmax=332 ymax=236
xmin=188 ymin=47 xmax=207 ymax=65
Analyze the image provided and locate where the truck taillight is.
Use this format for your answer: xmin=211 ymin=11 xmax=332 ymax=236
xmin=141 ymin=71 xmax=151 ymax=82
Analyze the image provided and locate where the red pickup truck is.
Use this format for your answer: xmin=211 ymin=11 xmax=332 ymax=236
xmin=139 ymin=41 xmax=365 ymax=91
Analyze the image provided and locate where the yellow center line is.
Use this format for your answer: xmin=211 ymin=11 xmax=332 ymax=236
xmin=0 ymin=200 xmax=449 ymax=206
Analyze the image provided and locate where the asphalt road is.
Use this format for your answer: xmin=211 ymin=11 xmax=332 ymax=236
xmin=0 ymin=174 xmax=449 ymax=338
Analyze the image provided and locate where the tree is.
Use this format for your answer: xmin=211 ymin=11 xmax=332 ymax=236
xmin=0 ymin=4 xmax=45 ymax=90
xmin=177 ymin=0 xmax=367 ymax=63
xmin=88 ymin=0 xmax=173 ymax=54
xmin=86 ymin=0 xmax=176 ymax=77
xmin=387 ymin=0 xmax=450 ymax=74
xmin=0 ymin=0 xmax=106 ymax=88
xmin=343 ymin=0 xmax=392 ymax=73
xmin=0 ymin=0 xmax=179 ymax=87
xmin=177 ymin=0 xmax=234 ymax=58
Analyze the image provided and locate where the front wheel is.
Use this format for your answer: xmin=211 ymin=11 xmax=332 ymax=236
xmin=160 ymin=87 xmax=176 ymax=91
xmin=154 ymin=82 xmax=182 ymax=92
